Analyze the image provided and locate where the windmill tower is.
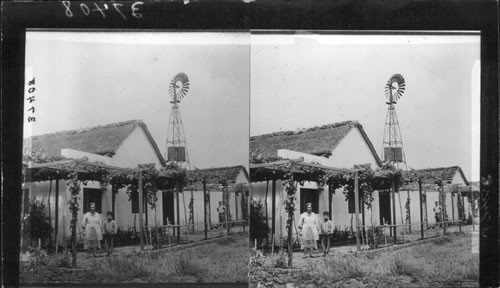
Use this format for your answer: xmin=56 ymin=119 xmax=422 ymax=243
xmin=381 ymin=74 xmax=408 ymax=170
xmin=165 ymin=72 xmax=191 ymax=170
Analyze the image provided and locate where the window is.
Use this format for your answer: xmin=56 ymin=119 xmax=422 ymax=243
xmin=131 ymin=191 xmax=146 ymax=214
xmin=347 ymin=191 xmax=362 ymax=214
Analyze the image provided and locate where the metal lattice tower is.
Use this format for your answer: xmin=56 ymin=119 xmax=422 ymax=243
xmin=381 ymin=74 xmax=408 ymax=170
xmin=165 ymin=73 xmax=191 ymax=170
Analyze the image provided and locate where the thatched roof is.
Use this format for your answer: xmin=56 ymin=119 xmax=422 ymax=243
xmin=415 ymin=166 xmax=469 ymax=185
xmin=188 ymin=165 xmax=248 ymax=185
xmin=250 ymin=121 xmax=382 ymax=166
xmin=23 ymin=120 xmax=166 ymax=166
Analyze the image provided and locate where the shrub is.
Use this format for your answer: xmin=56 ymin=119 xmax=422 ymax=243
xmin=26 ymin=198 xmax=53 ymax=247
xmin=56 ymin=252 xmax=72 ymax=268
xmin=367 ymin=226 xmax=384 ymax=249
xmin=250 ymin=199 xmax=270 ymax=247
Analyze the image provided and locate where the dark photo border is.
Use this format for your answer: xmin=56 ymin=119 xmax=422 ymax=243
xmin=2 ymin=0 xmax=498 ymax=287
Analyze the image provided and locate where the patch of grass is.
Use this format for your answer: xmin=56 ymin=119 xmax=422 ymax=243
xmin=89 ymin=234 xmax=248 ymax=283
xmin=20 ymin=234 xmax=248 ymax=284
xmin=251 ymin=233 xmax=479 ymax=287
xmin=389 ymin=253 xmax=423 ymax=278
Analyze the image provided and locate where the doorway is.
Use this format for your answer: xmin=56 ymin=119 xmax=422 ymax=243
xmin=162 ymin=190 xmax=175 ymax=225
xmin=379 ymin=191 xmax=392 ymax=225
xmin=300 ymin=188 xmax=319 ymax=214
xmin=83 ymin=188 xmax=102 ymax=213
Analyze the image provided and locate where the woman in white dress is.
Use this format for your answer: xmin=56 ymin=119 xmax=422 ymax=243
xmin=298 ymin=203 xmax=319 ymax=258
xmin=81 ymin=203 xmax=103 ymax=257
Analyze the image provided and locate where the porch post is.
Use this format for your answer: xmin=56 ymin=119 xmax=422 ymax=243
xmin=271 ymin=179 xmax=276 ymax=239
xmin=451 ymin=191 xmax=455 ymax=222
xmin=55 ymin=179 xmax=59 ymax=248
xmin=111 ymin=185 xmax=116 ymax=220
xmin=138 ymin=171 xmax=144 ymax=251
xmin=176 ymin=179 xmax=181 ymax=243
xmin=203 ymin=180 xmax=208 ymax=240
xmin=354 ymin=171 xmax=360 ymax=251
xmin=287 ymin=163 xmax=295 ymax=268
xmin=226 ymin=183 xmax=230 ymax=235
xmin=328 ymin=183 xmax=332 ymax=220
xmin=392 ymin=175 xmax=397 ymax=243
xmin=235 ymin=188 xmax=239 ymax=221
xmin=419 ymin=180 xmax=424 ymax=239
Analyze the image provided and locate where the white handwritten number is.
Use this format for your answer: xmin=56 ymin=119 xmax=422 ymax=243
xmin=62 ymin=1 xmax=73 ymax=18
xmin=112 ymin=3 xmax=127 ymax=20
xmin=80 ymin=3 xmax=90 ymax=16
xmin=93 ymin=3 xmax=108 ymax=18
xmin=131 ymin=2 xmax=144 ymax=19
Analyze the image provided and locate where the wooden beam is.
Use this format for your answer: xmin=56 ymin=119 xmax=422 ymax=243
xmin=419 ymin=181 xmax=424 ymax=239
xmin=138 ymin=171 xmax=144 ymax=251
xmin=294 ymin=161 xmax=352 ymax=173
xmin=328 ymin=183 xmax=333 ymax=220
xmin=203 ymin=180 xmax=208 ymax=240
xmin=55 ymin=180 xmax=59 ymax=247
xmin=176 ymin=180 xmax=181 ymax=243
xmin=28 ymin=157 xmax=88 ymax=168
xmin=392 ymin=176 xmax=397 ymax=243
xmin=250 ymin=158 xmax=304 ymax=169
xmin=271 ymin=179 xmax=276 ymax=238
xmin=354 ymin=171 xmax=360 ymax=251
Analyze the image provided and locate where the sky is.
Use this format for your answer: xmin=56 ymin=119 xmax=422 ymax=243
xmin=24 ymin=32 xmax=480 ymax=180
xmin=250 ymin=33 xmax=480 ymax=181
xmin=24 ymin=32 xmax=250 ymax=170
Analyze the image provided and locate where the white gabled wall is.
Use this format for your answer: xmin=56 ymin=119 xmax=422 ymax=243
xmin=111 ymin=127 xmax=162 ymax=168
xmin=111 ymin=127 xmax=164 ymax=232
xmin=255 ymin=128 xmax=384 ymax=240
xmin=328 ymin=129 xmax=379 ymax=169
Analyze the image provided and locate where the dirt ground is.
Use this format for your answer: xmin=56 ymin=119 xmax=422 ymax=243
xmin=249 ymin=232 xmax=479 ymax=288
xmin=19 ymin=234 xmax=249 ymax=284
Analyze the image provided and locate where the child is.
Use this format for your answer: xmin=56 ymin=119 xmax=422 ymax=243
xmin=102 ymin=212 xmax=117 ymax=256
xmin=319 ymin=211 xmax=333 ymax=257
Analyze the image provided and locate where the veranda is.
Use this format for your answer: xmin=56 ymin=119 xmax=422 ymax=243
xmin=22 ymin=157 xmax=248 ymax=267
xmin=249 ymin=157 xmax=475 ymax=268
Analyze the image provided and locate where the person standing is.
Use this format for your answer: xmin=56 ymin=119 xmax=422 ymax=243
xmin=81 ymin=203 xmax=103 ymax=257
xmin=217 ymin=201 xmax=226 ymax=228
xmin=298 ymin=203 xmax=319 ymax=258
xmin=433 ymin=201 xmax=443 ymax=228
xmin=102 ymin=211 xmax=117 ymax=256
xmin=319 ymin=211 xmax=333 ymax=257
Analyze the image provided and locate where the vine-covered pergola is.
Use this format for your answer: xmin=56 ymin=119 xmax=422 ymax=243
xmin=401 ymin=168 xmax=473 ymax=236
xmin=187 ymin=167 xmax=249 ymax=237
xmin=250 ymin=156 xmax=396 ymax=267
xmin=23 ymin=155 xmax=186 ymax=267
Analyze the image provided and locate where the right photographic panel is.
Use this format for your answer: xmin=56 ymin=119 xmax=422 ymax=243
xmin=249 ymin=32 xmax=480 ymax=287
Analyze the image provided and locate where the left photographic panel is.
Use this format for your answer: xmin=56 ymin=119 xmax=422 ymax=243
xmin=21 ymin=31 xmax=250 ymax=284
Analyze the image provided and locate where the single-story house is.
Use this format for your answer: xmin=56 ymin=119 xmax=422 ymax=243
xmin=399 ymin=166 xmax=471 ymax=228
xmin=23 ymin=120 xmax=248 ymax=246
xmin=250 ymin=121 xmax=471 ymax=242
xmin=250 ymin=121 xmax=386 ymax=240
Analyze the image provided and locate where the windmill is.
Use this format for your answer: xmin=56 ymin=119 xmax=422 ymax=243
xmin=381 ymin=74 xmax=408 ymax=170
xmin=165 ymin=72 xmax=194 ymax=231
xmin=165 ymin=72 xmax=191 ymax=169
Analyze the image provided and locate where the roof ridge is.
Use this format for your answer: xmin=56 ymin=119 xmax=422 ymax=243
xmin=27 ymin=120 xmax=143 ymax=140
xmin=250 ymin=120 xmax=359 ymax=140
